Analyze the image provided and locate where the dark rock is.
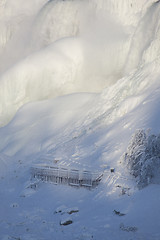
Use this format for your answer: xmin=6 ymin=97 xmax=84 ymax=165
xmin=60 ymin=219 xmax=73 ymax=226
xmin=113 ymin=210 xmax=126 ymax=216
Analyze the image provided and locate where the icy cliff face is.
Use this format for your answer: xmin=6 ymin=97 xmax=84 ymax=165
xmin=0 ymin=0 xmax=47 ymax=72
xmin=1 ymin=0 xmax=160 ymax=127
xmin=125 ymin=0 xmax=160 ymax=73
xmin=31 ymin=0 xmax=82 ymax=50
xmin=0 ymin=38 xmax=83 ymax=125
xmin=90 ymin=0 xmax=147 ymax=26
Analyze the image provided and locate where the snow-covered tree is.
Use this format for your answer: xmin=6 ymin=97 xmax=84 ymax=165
xmin=124 ymin=129 xmax=160 ymax=188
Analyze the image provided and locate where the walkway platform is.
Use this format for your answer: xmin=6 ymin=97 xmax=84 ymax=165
xmin=31 ymin=164 xmax=103 ymax=188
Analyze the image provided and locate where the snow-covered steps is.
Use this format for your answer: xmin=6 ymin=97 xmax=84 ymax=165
xmin=30 ymin=164 xmax=103 ymax=189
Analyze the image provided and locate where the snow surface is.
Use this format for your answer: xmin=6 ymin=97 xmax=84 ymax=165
xmin=1 ymin=0 xmax=160 ymax=239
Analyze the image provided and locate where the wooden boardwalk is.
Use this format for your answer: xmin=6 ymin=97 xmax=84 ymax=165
xmin=31 ymin=165 xmax=103 ymax=188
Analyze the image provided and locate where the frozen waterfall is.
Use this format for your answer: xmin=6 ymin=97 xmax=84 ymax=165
xmin=1 ymin=0 xmax=160 ymax=126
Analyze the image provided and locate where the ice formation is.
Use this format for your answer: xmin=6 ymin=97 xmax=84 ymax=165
xmin=0 ymin=0 xmax=160 ymax=128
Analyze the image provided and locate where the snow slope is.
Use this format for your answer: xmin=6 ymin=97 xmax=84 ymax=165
xmin=1 ymin=0 xmax=160 ymax=239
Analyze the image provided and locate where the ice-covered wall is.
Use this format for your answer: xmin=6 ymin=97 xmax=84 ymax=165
xmin=142 ymin=2 xmax=160 ymax=65
xmin=0 ymin=0 xmax=47 ymax=72
xmin=125 ymin=0 xmax=160 ymax=73
xmin=90 ymin=0 xmax=147 ymax=26
xmin=1 ymin=0 xmax=160 ymax=126
xmin=31 ymin=0 xmax=147 ymax=50
xmin=31 ymin=0 xmax=82 ymax=50
xmin=0 ymin=38 xmax=83 ymax=125
xmin=0 ymin=0 xmax=47 ymax=48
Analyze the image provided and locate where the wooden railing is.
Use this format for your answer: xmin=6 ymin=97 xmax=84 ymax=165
xmin=31 ymin=164 xmax=103 ymax=188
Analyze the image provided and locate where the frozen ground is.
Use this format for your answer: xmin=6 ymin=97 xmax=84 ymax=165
xmin=1 ymin=0 xmax=160 ymax=239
